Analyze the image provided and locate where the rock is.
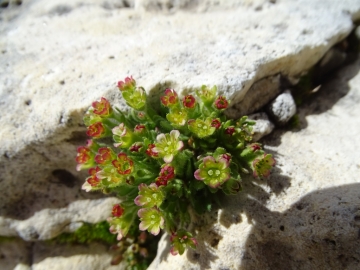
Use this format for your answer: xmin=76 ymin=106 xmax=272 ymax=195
xmin=266 ymin=90 xmax=296 ymax=126
xmin=0 ymin=198 xmax=120 ymax=240
xmin=0 ymin=238 xmax=31 ymax=270
xmin=231 ymin=74 xmax=282 ymax=117
xmin=31 ymin=242 xmax=119 ymax=270
xmin=314 ymin=47 xmax=347 ymax=82
xmin=148 ymin=54 xmax=360 ymax=269
xmin=248 ymin=112 xmax=274 ymax=141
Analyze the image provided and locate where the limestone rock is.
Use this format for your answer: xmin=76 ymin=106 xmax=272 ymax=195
xmin=148 ymin=52 xmax=360 ymax=269
xmin=0 ymin=198 xmax=120 ymax=241
xmin=231 ymin=74 xmax=282 ymax=117
xmin=266 ymin=90 xmax=296 ymax=126
xmin=31 ymin=242 xmax=119 ymax=270
xmin=248 ymin=112 xmax=274 ymax=142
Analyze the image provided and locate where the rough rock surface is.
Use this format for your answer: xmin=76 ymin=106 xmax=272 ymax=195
xmin=248 ymin=112 xmax=274 ymax=141
xmin=148 ymin=52 xmax=360 ymax=270
xmin=266 ymin=90 xmax=296 ymax=126
xmin=1 ymin=0 xmax=360 ymax=269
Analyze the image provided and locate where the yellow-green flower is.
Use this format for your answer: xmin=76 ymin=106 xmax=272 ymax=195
xmin=138 ymin=208 xmax=164 ymax=236
xmin=194 ymin=156 xmax=230 ymax=188
xmin=135 ymin=183 xmax=165 ymax=208
xmin=188 ymin=117 xmax=216 ymax=138
xmin=153 ymin=130 xmax=184 ymax=163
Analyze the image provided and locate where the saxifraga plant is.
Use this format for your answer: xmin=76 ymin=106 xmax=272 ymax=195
xmin=76 ymin=77 xmax=275 ymax=266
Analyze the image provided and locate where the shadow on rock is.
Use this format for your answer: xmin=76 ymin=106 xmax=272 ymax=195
xmin=240 ymin=183 xmax=360 ymax=270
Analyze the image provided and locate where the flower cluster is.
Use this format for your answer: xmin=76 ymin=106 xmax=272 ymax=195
xmin=76 ymin=77 xmax=275 ymax=263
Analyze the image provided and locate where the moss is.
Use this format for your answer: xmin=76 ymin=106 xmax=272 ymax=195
xmin=0 ymin=235 xmax=16 ymax=243
xmin=52 ymin=221 xmax=117 ymax=245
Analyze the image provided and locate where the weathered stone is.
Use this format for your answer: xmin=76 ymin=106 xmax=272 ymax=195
xmin=314 ymin=47 xmax=347 ymax=82
xmin=232 ymin=74 xmax=281 ymax=117
xmin=266 ymin=90 xmax=296 ymax=126
xmin=0 ymin=238 xmax=31 ymax=270
xmin=31 ymin=242 xmax=119 ymax=270
xmin=248 ymin=112 xmax=274 ymax=142
xmin=148 ymin=53 xmax=360 ymax=269
xmin=0 ymin=198 xmax=120 ymax=240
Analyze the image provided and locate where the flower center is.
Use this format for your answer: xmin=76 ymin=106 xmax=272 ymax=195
xmin=215 ymin=170 xmax=221 ymax=176
xmin=208 ymin=170 xmax=214 ymax=176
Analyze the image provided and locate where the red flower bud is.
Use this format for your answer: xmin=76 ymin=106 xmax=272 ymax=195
xmin=87 ymin=122 xmax=105 ymax=138
xmin=112 ymin=153 xmax=134 ymax=175
xmin=211 ymin=119 xmax=221 ymax=129
xmin=117 ymin=76 xmax=136 ymax=91
xmin=76 ymin=146 xmax=91 ymax=164
xmin=214 ymin=96 xmax=228 ymax=109
xmin=182 ymin=95 xmax=196 ymax=109
xmin=92 ymin=97 xmax=111 ymax=116
xmin=160 ymin=89 xmax=178 ymax=107
xmin=112 ymin=204 xmax=124 ymax=217
xmin=145 ymin=144 xmax=158 ymax=157
xmin=225 ymin=127 xmax=235 ymax=136
xmin=95 ymin=147 xmax=112 ymax=164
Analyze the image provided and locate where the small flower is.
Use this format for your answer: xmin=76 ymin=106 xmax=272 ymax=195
xmin=112 ymin=153 xmax=134 ymax=175
xmin=138 ymin=208 xmax=164 ymax=236
xmin=92 ymin=97 xmax=111 ymax=116
xmin=96 ymin=166 xmax=124 ymax=184
xmin=76 ymin=146 xmax=95 ymax=171
xmin=129 ymin=142 xmax=143 ymax=152
xmin=122 ymin=87 xmax=146 ymax=110
xmin=117 ymin=76 xmax=136 ymax=92
xmin=211 ymin=118 xmax=221 ymax=129
xmin=194 ymin=156 xmax=231 ymax=188
xmin=225 ymin=126 xmax=235 ymax=136
xmin=252 ymin=154 xmax=276 ymax=178
xmin=214 ymin=96 xmax=228 ymax=110
xmin=221 ymin=153 xmax=232 ymax=163
xmin=160 ymin=88 xmax=178 ymax=107
xmin=108 ymin=207 xmax=132 ymax=240
xmin=155 ymin=177 xmax=168 ymax=187
xmin=196 ymin=85 xmax=217 ymax=106
xmin=153 ymin=130 xmax=184 ymax=163
xmin=188 ymin=118 xmax=216 ymax=138
xmin=134 ymin=124 xmax=146 ymax=134
xmin=170 ymin=229 xmax=197 ymax=256
xmin=222 ymin=178 xmax=242 ymax=195
xmin=166 ymin=109 xmax=187 ymax=127
xmin=95 ymin=147 xmax=115 ymax=164
xmin=182 ymin=95 xmax=196 ymax=109
xmin=112 ymin=204 xmax=124 ymax=217
xmin=159 ymin=165 xmax=175 ymax=181
xmin=82 ymin=166 xmax=101 ymax=191
xmin=76 ymin=146 xmax=91 ymax=164
xmin=146 ymin=144 xmax=158 ymax=158
xmin=249 ymin=143 xmax=261 ymax=152
xmin=155 ymin=164 xmax=175 ymax=186
xmin=112 ymin=123 xmax=134 ymax=148
xmin=87 ymin=122 xmax=106 ymax=138
xmin=135 ymin=183 xmax=165 ymax=208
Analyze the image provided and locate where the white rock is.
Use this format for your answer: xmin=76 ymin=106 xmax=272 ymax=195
xmin=231 ymin=74 xmax=281 ymax=117
xmin=248 ymin=112 xmax=275 ymax=141
xmin=148 ymin=53 xmax=360 ymax=270
xmin=266 ymin=90 xmax=296 ymax=126
xmin=31 ymin=242 xmax=120 ymax=270
xmin=0 ymin=198 xmax=120 ymax=240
